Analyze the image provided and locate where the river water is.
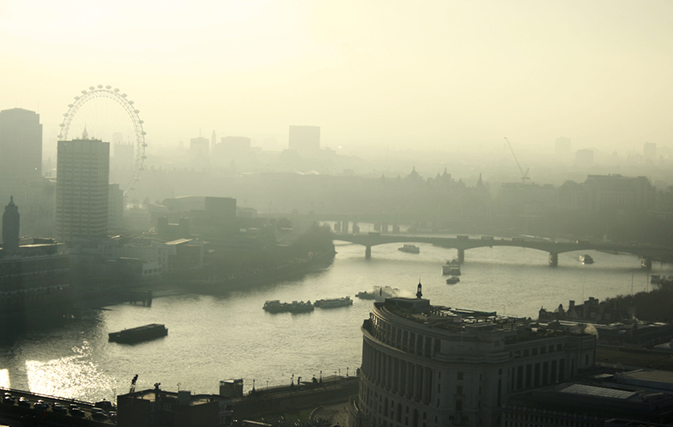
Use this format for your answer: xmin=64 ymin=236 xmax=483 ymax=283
xmin=1 ymin=235 xmax=670 ymax=403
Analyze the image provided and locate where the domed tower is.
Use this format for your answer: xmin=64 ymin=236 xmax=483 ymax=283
xmin=2 ymin=196 xmax=20 ymax=253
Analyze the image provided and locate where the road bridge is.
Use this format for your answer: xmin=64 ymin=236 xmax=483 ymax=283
xmin=334 ymin=233 xmax=673 ymax=268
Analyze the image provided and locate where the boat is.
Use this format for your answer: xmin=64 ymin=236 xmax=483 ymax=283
xmin=579 ymin=254 xmax=594 ymax=264
xmin=288 ymin=300 xmax=314 ymax=313
xmin=445 ymin=276 xmax=460 ymax=284
xmin=264 ymin=300 xmax=314 ymax=313
xmin=398 ymin=244 xmax=420 ymax=254
xmin=108 ymin=323 xmax=168 ymax=344
xmin=442 ymin=259 xmax=461 ymax=275
xmin=263 ymin=300 xmax=288 ymax=313
xmin=355 ymin=291 xmax=377 ymax=300
xmin=314 ymin=296 xmax=353 ymax=308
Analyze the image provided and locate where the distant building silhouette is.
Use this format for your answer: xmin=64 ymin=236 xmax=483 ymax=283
xmin=554 ymin=137 xmax=571 ymax=159
xmin=575 ymin=149 xmax=594 ymax=166
xmin=55 ymin=138 xmax=110 ymax=241
xmin=644 ymin=142 xmax=657 ymax=161
xmin=108 ymin=184 xmax=124 ymax=231
xmin=0 ymin=108 xmax=43 ymax=184
xmin=289 ymin=125 xmax=320 ymax=154
xmin=190 ymin=136 xmax=209 ymax=157
xmin=2 ymin=196 xmax=20 ymax=252
xmin=0 ymin=108 xmax=43 ymax=216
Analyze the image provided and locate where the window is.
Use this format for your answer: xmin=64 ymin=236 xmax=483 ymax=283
xmin=457 ymin=385 xmax=463 ymax=394
xmin=457 ymin=372 xmax=464 ymax=380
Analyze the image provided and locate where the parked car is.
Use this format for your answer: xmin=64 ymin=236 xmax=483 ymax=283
xmin=70 ymin=406 xmax=85 ymax=417
xmin=34 ymin=400 xmax=49 ymax=410
xmin=17 ymin=397 xmax=31 ymax=407
xmin=91 ymin=407 xmax=108 ymax=419
xmin=52 ymin=403 xmax=67 ymax=413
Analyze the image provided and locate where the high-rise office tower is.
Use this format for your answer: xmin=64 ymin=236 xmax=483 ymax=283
xmin=55 ymin=138 xmax=110 ymax=241
xmin=0 ymin=108 xmax=43 ymax=202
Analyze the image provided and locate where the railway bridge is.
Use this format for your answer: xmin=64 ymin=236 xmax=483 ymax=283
xmin=334 ymin=233 xmax=673 ymax=268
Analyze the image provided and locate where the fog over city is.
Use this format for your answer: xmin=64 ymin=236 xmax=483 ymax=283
xmin=5 ymin=2 xmax=673 ymax=427
xmin=3 ymin=0 xmax=673 ymax=155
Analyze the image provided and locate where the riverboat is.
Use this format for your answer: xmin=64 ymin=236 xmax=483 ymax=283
xmin=263 ymin=300 xmax=314 ymax=313
xmin=579 ymin=254 xmax=594 ymax=264
xmin=442 ymin=259 xmax=461 ymax=275
xmin=445 ymin=276 xmax=460 ymax=285
xmin=288 ymin=301 xmax=314 ymax=313
xmin=108 ymin=323 xmax=168 ymax=344
xmin=314 ymin=296 xmax=353 ymax=308
xmin=398 ymin=244 xmax=420 ymax=254
xmin=355 ymin=291 xmax=377 ymax=300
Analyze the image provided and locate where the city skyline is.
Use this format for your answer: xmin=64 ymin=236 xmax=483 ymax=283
xmin=2 ymin=0 xmax=673 ymax=155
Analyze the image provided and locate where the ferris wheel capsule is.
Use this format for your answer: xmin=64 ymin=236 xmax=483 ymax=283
xmin=97 ymin=84 xmax=103 ymax=88
xmin=81 ymin=90 xmax=87 ymax=94
xmin=114 ymin=88 xmax=119 ymax=92
xmin=89 ymin=86 xmax=95 ymax=90
xmin=68 ymin=104 xmax=73 ymax=108
xmin=106 ymin=85 xmax=111 ymax=89
xmin=121 ymin=94 xmax=127 ymax=97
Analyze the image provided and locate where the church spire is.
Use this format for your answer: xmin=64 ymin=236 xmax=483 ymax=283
xmin=2 ymin=196 xmax=20 ymax=253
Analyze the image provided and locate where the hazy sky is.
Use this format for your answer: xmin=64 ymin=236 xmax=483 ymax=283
xmin=2 ymin=0 xmax=673 ymax=154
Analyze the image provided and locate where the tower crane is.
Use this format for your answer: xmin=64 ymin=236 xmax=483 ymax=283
xmin=504 ymin=137 xmax=530 ymax=183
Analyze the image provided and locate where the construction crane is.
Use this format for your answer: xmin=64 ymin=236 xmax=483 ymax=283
xmin=504 ymin=137 xmax=530 ymax=183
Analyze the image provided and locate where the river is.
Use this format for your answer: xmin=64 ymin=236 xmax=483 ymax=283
xmin=1 ymin=236 xmax=670 ymax=403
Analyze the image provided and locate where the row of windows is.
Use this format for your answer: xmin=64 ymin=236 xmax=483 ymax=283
xmin=513 ymin=343 xmax=564 ymax=358
xmin=370 ymin=314 xmax=440 ymax=359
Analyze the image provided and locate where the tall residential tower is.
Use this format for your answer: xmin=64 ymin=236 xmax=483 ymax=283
xmin=55 ymin=138 xmax=110 ymax=241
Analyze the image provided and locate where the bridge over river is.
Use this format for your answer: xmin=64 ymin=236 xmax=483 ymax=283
xmin=334 ymin=233 xmax=673 ymax=268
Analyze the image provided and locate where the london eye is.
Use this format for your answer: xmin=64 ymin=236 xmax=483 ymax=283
xmin=58 ymin=85 xmax=147 ymax=194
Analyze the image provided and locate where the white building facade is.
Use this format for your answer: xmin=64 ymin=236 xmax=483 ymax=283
xmin=349 ymin=294 xmax=596 ymax=427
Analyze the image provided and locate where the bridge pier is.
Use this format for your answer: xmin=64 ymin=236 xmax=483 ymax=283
xmin=365 ymin=245 xmax=371 ymax=260
xmin=641 ymin=257 xmax=652 ymax=270
xmin=457 ymin=249 xmax=464 ymax=264
xmin=549 ymin=253 xmax=558 ymax=267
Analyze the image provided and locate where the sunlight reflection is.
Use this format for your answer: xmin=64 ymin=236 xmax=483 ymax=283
xmin=0 ymin=369 xmax=9 ymax=389
xmin=25 ymin=340 xmax=116 ymax=400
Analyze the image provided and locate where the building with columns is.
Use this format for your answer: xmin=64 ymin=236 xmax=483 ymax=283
xmin=349 ymin=287 xmax=596 ymax=427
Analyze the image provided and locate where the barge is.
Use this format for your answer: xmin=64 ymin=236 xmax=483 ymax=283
xmin=108 ymin=323 xmax=168 ymax=343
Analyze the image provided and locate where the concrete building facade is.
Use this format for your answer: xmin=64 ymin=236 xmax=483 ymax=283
xmin=350 ymin=291 xmax=596 ymax=427
xmin=55 ymin=138 xmax=110 ymax=241
xmin=0 ymin=108 xmax=43 ymax=196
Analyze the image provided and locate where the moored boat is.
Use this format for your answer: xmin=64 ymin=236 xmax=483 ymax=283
xmin=445 ymin=276 xmax=460 ymax=284
xmin=314 ymin=296 xmax=353 ymax=308
xmin=109 ymin=323 xmax=168 ymax=344
xmin=263 ymin=300 xmax=314 ymax=313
